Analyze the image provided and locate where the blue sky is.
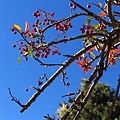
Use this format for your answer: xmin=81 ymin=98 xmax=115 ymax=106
xmin=0 ymin=0 xmax=120 ymax=120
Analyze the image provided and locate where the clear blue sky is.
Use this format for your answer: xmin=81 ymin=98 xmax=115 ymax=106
xmin=0 ymin=0 xmax=120 ymax=120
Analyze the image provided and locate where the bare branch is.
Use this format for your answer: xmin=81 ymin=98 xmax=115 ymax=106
xmin=34 ymin=56 xmax=64 ymax=66
xmin=107 ymin=0 xmax=118 ymax=24
xmin=8 ymin=88 xmax=24 ymax=107
xmin=47 ymin=33 xmax=105 ymax=47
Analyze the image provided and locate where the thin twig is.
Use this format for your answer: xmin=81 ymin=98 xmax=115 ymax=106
xmin=62 ymin=91 xmax=80 ymax=98
xmin=47 ymin=33 xmax=105 ymax=47
xmin=34 ymin=56 xmax=64 ymax=66
xmin=107 ymin=0 xmax=118 ymax=24
xmin=42 ymin=13 xmax=88 ymax=33
xmin=8 ymin=88 xmax=24 ymax=107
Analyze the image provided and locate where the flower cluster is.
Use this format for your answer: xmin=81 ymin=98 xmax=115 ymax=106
xmin=10 ymin=8 xmax=74 ymax=63
xmin=75 ymin=59 xmax=94 ymax=74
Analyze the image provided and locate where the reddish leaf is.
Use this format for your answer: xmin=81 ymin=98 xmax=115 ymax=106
xmin=108 ymin=49 xmax=120 ymax=66
xmin=75 ymin=59 xmax=94 ymax=74
xmin=25 ymin=21 xmax=29 ymax=33
xmin=99 ymin=4 xmax=108 ymax=17
xmin=28 ymin=32 xmax=33 ymax=38
xmin=99 ymin=11 xmax=106 ymax=17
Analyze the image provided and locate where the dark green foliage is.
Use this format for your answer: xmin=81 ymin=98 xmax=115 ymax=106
xmin=57 ymin=83 xmax=120 ymax=120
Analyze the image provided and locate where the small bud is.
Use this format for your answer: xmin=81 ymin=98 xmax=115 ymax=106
xmin=50 ymin=12 xmax=54 ymax=16
xmin=69 ymin=3 xmax=73 ymax=7
xmin=25 ymin=88 xmax=28 ymax=92
xmin=87 ymin=4 xmax=91 ymax=8
xmin=65 ymin=82 xmax=70 ymax=86
xmin=12 ymin=44 xmax=16 ymax=48
xmin=38 ymin=80 xmax=43 ymax=86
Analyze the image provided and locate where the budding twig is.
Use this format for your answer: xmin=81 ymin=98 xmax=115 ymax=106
xmin=8 ymin=88 xmax=24 ymax=107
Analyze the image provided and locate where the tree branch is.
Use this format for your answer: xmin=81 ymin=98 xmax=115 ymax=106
xmin=20 ymin=42 xmax=97 ymax=113
xmin=42 ymin=13 xmax=87 ymax=33
xmin=70 ymin=0 xmax=115 ymax=27
xmin=47 ymin=33 xmax=105 ymax=47
xmin=60 ymin=40 xmax=107 ymax=120
xmin=8 ymin=88 xmax=24 ymax=107
xmin=107 ymin=0 xmax=118 ymax=24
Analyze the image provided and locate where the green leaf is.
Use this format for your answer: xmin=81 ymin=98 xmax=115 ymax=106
xmin=28 ymin=45 xmax=33 ymax=58
xmin=39 ymin=22 xmax=42 ymax=26
xmin=18 ymin=57 xmax=21 ymax=64
xmin=33 ymin=34 xmax=40 ymax=38
xmin=99 ymin=30 xmax=107 ymax=34
xmin=86 ymin=17 xmax=91 ymax=25
xmin=92 ymin=24 xmax=99 ymax=29
xmin=86 ymin=16 xmax=93 ymax=25
xmin=36 ymin=44 xmax=42 ymax=48
xmin=83 ymin=39 xmax=90 ymax=44
xmin=90 ymin=52 xmax=96 ymax=58
xmin=22 ymin=51 xmax=28 ymax=56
